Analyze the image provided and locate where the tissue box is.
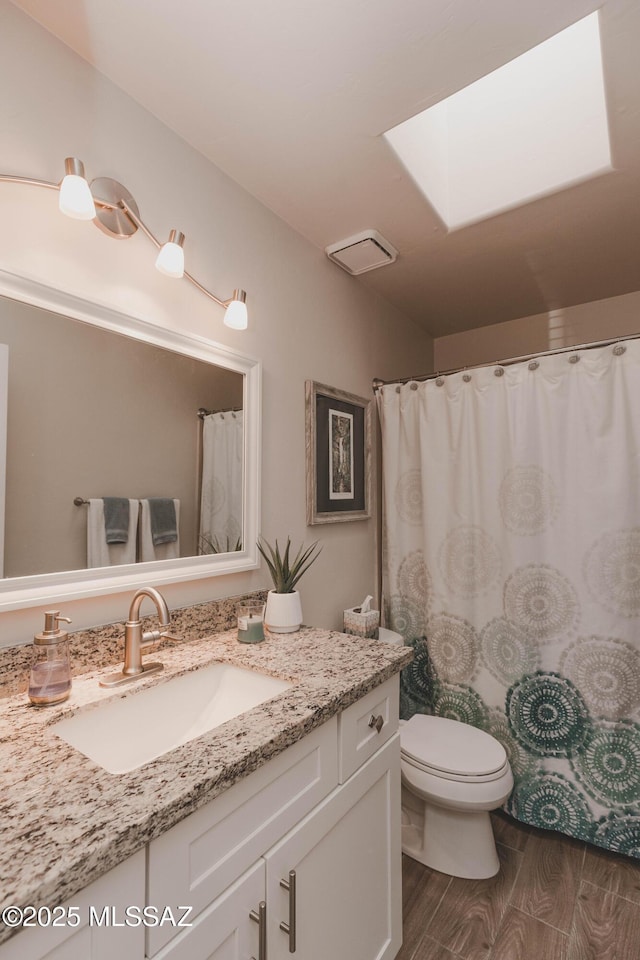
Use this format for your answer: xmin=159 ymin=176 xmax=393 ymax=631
xmin=343 ymin=606 xmax=380 ymax=639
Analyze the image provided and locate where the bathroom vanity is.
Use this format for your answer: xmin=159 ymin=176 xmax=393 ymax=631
xmin=0 ymin=626 xmax=411 ymax=960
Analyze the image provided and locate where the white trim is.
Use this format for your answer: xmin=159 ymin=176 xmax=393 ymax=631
xmin=0 ymin=269 xmax=261 ymax=611
xmin=0 ymin=344 xmax=7 ymax=579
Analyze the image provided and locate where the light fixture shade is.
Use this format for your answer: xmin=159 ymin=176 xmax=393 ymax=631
xmin=155 ymin=229 xmax=185 ymax=278
xmin=59 ymin=158 xmax=96 ymax=220
xmin=224 ymin=289 xmax=248 ymax=330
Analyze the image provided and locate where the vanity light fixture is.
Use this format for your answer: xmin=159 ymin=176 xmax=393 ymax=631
xmin=223 ymin=290 xmax=248 ymax=331
xmin=58 ymin=158 xmax=96 ymax=221
xmin=0 ymin=158 xmax=248 ymax=329
xmin=155 ymin=229 xmax=185 ymax=279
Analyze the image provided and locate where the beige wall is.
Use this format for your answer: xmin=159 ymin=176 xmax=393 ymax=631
xmin=1 ymin=295 xmax=242 ymax=576
xmin=0 ymin=2 xmax=432 ymax=646
xmin=434 ymin=290 xmax=640 ymax=371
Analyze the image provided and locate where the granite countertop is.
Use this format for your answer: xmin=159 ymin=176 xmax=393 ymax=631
xmin=0 ymin=626 xmax=411 ymax=943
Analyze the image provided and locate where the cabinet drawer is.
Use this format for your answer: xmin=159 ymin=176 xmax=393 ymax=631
xmin=338 ymin=675 xmax=399 ymax=782
xmin=147 ymin=716 xmax=338 ymax=956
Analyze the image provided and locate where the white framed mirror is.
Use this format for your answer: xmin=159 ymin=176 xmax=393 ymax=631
xmin=0 ymin=268 xmax=261 ymax=611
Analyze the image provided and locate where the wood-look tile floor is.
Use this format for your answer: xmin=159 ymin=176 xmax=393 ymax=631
xmin=398 ymin=811 xmax=640 ymax=960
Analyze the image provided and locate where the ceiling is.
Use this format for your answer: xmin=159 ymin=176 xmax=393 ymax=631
xmin=10 ymin=0 xmax=640 ymax=338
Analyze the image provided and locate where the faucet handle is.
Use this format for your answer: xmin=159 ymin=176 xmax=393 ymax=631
xmin=140 ymin=629 xmax=163 ymax=649
xmin=141 ymin=629 xmax=182 ymax=649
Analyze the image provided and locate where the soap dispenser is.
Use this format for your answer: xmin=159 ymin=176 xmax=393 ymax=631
xmin=28 ymin=611 xmax=72 ymax=706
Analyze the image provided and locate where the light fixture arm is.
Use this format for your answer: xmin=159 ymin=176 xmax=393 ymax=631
xmin=0 ymin=174 xmax=59 ymax=192
xmin=184 ymin=266 xmax=228 ymax=309
xmin=117 ymin=198 xmax=161 ymax=249
xmin=0 ymin=165 xmax=247 ymax=322
xmin=116 ymin=198 xmax=227 ymax=308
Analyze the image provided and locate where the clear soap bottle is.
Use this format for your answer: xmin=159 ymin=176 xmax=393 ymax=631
xmin=28 ymin=611 xmax=72 ymax=706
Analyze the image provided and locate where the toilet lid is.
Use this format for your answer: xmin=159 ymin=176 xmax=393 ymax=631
xmin=401 ymin=715 xmax=507 ymax=777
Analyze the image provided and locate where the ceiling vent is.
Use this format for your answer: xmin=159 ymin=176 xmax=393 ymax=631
xmin=325 ymin=230 xmax=398 ymax=275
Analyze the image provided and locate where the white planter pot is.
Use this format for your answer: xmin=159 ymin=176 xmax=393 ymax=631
xmin=265 ymin=590 xmax=303 ymax=633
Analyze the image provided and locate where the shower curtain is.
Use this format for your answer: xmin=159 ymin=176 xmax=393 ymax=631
xmin=199 ymin=411 xmax=243 ymax=553
xmin=377 ymin=340 xmax=640 ymax=857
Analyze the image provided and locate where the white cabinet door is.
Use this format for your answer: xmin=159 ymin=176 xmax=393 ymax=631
xmin=265 ymin=736 xmax=401 ymax=960
xmin=0 ymin=850 xmax=145 ymax=960
xmin=150 ymin=860 xmax=265 ymax=960
xmin=147 ymin=717 xmax=337 ymax=957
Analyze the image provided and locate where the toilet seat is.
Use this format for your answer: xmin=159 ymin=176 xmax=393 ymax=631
xmin=400 ymin=715 xmax=508 ymax=783
xmin=402 ymin=751 xmax=510 ymax=783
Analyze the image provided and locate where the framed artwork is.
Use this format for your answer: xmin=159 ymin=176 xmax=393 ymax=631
xmin=305 ymin=380 xmax=372 ymax=524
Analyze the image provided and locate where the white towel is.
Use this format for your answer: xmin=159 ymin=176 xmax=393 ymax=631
xmin=139 ymin=499 xmax=181 ymax=562
xmin=87 ymin=499 xmax=139 ymax=568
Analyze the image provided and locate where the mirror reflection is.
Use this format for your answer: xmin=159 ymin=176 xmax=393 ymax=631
xmin=0 ymin=295 xmax=244 ymax=579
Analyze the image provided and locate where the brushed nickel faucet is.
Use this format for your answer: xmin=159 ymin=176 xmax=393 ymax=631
xmin=99 ymin=587 xmax=177 ymax=688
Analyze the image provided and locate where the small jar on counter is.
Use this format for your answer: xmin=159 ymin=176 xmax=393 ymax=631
xmin=237 ymin=601 xmax=265 ymax=644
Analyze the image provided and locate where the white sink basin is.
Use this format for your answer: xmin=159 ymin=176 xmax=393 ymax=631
xmin=53 ymin=662 xmax=293 ymax=774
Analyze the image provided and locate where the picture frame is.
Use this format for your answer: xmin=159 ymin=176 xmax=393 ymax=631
xmin=305 ymin=380 xmax=372 ymax=524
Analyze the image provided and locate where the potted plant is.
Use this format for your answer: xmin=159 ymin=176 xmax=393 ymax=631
xmin=257 ymin=536 xmax=321 ymax=633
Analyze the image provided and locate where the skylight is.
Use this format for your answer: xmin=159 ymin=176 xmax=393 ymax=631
xmin=383 ymin=12 xmax=611 ymax=229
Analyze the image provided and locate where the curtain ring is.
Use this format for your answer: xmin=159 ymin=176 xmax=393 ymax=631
xmin=494 ymin=367 xmax=504 ymax=377
xmin=410 ymin=381 xmax=419 ymax=390
xmin=435 ymin=377 xmax=444 ymax=387
xmin=568 ymin=354 xmax=580 ymax=364
xmin=528 ymin=361 xmax=539 ymax=371
xmin=613 ymin=344 xmax=626 ymax=356
xmin=462 ymin=373 xmax=472 ymax=382
xmin=395 ymin=385 xmax=401 ymax=393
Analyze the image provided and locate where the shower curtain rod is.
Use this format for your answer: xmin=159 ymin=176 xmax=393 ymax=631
xmin=196 ymin=406 xmax=242 ymax=419
xmin=372 ymin=330 xmax=640 ymax=391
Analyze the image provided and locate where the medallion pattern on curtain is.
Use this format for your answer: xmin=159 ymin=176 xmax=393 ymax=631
xmin=377 ymin=342 xmax=640 ymax=858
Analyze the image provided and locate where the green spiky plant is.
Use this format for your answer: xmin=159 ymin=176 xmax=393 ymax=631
xmin=198 ymin=533 xmax=243 ymax=555
xmin=257 ymin=536 xmax=322 ymax=593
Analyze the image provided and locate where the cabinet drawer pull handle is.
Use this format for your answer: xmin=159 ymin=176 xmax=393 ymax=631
xmin=279 ymin=869 xmax=297 ymax=952
xmin=250 ymin=900 xmax=267 ymax=960
xmin=369 ymin=714 xmax=384 ymax=733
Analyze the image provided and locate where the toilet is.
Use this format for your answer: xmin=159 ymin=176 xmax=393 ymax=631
xmin=378 ymin=627 xmax=514 ymax=880
xmin=400 ymin=714 xmax=513 ymax=879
